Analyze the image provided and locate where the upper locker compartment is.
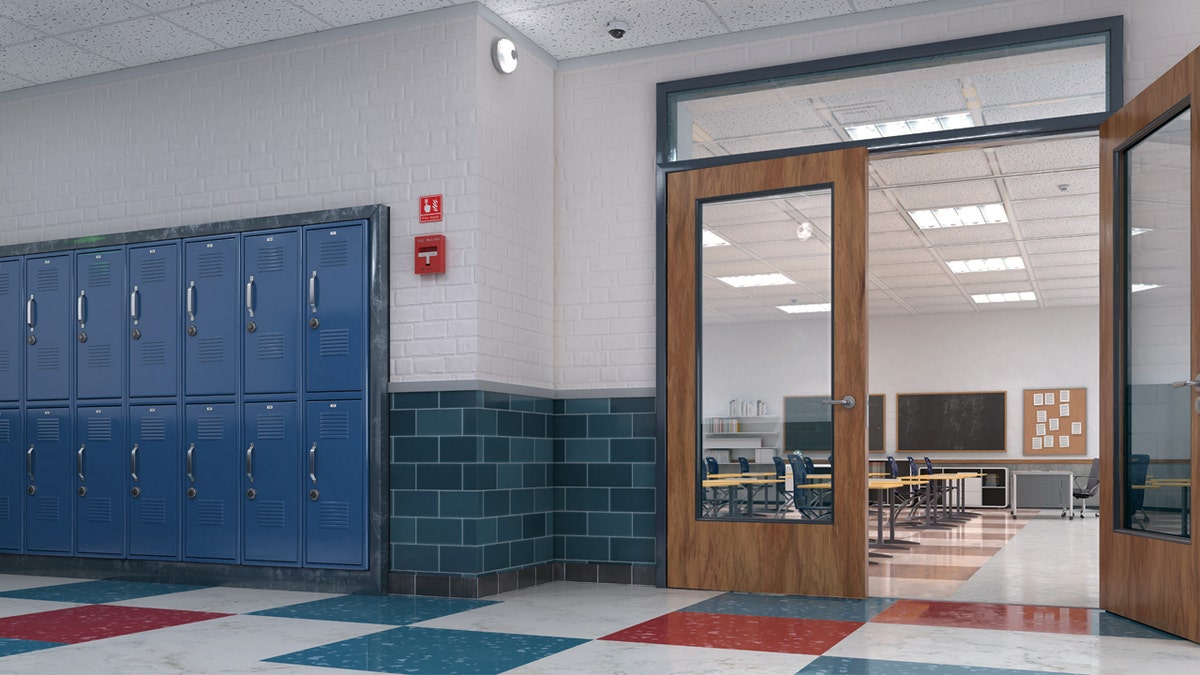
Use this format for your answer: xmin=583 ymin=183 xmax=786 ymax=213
xmin=305 ymin=222 xmax=366 ymax=393
xmin=128 ymin=243 xmax=180 ymax=398
xmin=75 ymin=249 xmax=126 ymax=400
xmin=244 ymin=230 xmax=300 ymax=395
xmin=0 ymin=259 xmax=22 ymax=402
xmin=25 ymin=254 xmax=72 ymax=401
xmin=184 ymin=237 xmax=239 ymax=397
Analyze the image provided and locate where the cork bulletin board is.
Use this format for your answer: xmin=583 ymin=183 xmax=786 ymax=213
xmin=1023 ymin=387 xmax=1086 ymax=455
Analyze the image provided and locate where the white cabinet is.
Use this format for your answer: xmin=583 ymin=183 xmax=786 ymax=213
xmin=702 ymin=416 xmax=779 ymax=465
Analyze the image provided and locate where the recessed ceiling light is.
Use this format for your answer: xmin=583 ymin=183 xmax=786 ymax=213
xmin=909 ymin=203 xmax=1009 ymax=229
xmin=1130 ymin=227 xmax=1152 ymax=236
xmin=719 ymin=273 xmax=794 ymax=288
xmin=947 ymin=257 xmax=1025 ymax=274
xmin=971 ymin=291 xmax=1036 ymax=304
xmin=844 ymin=113 xmax=975 ymax=141
xmin=796 ymin=222 xmax=813 ymax=240
xmin=777 ymin=303 xmax=830 ymax=314
xmin=1131 ymin=283 xmax=1162 ymax=292
xmin=702 ymin=230 xmax=730 ymax=247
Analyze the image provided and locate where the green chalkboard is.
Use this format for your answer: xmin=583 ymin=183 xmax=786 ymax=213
xmin=897 ymin=392 xmax=1006 ymax=452
xmin=784 ymin=394 xmax=884 ymax=454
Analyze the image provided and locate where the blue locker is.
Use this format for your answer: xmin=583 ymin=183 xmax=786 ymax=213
xmin=184 ymin=237 xmax=239 ymax=397
xmin=0 ymin=259 xmax=21 ymax=402
xmin=129 ymin=244 xmax=180 ymax=398
xmin=304 ymin=399 xmax=365 ymax=568
xmin=25 ymin=255 xmax=72 ymax=401
xmin=75 ymin=249 xmax=126 ymax=400
xmin=0 ymin=409 xmax=22 ymax=552
xmin=129 ymin=404 xmax=180 ymax=559
xmin=24 ymin=407 xmax=72 ymax=554
xmin=75 ymin=406 xmax=126 ymax=557
xmin=243 ymin=402 xmax=300 ymax=565
xmin=304 ymin=223 xmax=366 ymax=393
xmin=183 ymin=403 xmax=239 ymax=561
xmin=243 ymin=231 xmax=300 ymax=395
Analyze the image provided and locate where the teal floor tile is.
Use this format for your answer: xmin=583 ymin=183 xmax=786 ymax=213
xmin=250 ymin=594 xmax=497 ymax=625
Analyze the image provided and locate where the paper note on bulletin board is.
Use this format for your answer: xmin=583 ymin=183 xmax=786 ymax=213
xmin=1023 ymin=387 xmax=1086 ymax=456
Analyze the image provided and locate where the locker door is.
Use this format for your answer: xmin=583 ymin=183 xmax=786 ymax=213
xmin=24 ymin=407 xmax=72 ymax=554
xmin=0 ymin=259 xmax=21 ymax=403
xmin=129 ymin=244 xmax=180 ymax=398
xmin=305 ymin=223 xmax=365 ymax=393
xmin=243 ymin=401 xmax=300 ymax=564
xmin=305 ymin=399 xmax=365 ymax=568
xmin=184 ymin=237 xmax=239 ymax=397
xmin=0 ymin=409 xmax=21 ymax=552
xmin=243 ymin=231 xmax=300 ymax=395
xmin=183 ymin=403 xmax=239 ymax=561
xmin=75 ymin=250 xmax=126 ymax=400
xmin=129 ymin=404 xmax=179 ymax=559
xmin=25 ymin=255 xmax=72 ymax=401
xmin=75 ymin=406 xmax=126 ymax=557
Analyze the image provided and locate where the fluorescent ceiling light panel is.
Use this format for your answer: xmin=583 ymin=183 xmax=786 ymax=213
xmin=947 ymin=257 xmax=1025 ymax=274
xmin=719 ymin=273 xmax=794 ymax=288
xmin=971 ymin=291 xmax=1036 ymax=304
xmin=1130 ymin=227 xmax=1152 ymax=236
xmin=909 ymin=203 xmax=1010 ymax=229
xmin=702 ymin=230 xmax=730 ymax=247
xmin=1131 ymin=283 xmax=1162 ymax=292
xmin=844 ymin=113 xmax=975 ymax=141
xmin=777 ymin=303 xmax=830 ymax=314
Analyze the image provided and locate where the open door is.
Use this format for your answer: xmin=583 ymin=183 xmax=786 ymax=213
xmin=666 ymin=148 xmax=868 ymax=597
xmin=1100 ymin=46 xmax=1200 ymax=641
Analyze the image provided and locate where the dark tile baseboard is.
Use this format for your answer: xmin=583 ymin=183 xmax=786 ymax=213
xmin=388 ymin=562 xmax=655 ymax=598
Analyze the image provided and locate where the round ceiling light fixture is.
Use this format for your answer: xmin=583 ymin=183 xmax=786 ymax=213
xmin=493 ymin=37 xmax=518 ymax=74
xmin=796 ymin=221 xmax=813 ymax=241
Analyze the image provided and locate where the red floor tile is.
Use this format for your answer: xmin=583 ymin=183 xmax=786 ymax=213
xmin=873 ymin=599 xmax=1093 ymax=635
xmin=600 ymin=611 xmax=860 ymax=654
xmin=0 ymin=604 xmax=229 ymax=644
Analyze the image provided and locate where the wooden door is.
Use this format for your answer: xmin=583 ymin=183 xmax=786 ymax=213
xmin=666 ymin=148 xmax=868 ymax=597
xmin=1100 ymin=45 xmax=1200 ymax=642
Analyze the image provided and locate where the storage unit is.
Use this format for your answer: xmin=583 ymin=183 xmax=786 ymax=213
xmin=184 ymin=237 xmax=240 ymax=398
xmin=0 ymin=259 xmax=22 ymax=403
xmin=129 ymin=243 xmax=180 ymax=399
xmin=128 ymin=404 xmax=180 ymax=559
xmin=75 ymin=250 xmax=125 ymax=400
xmin=25 ymin=406 xmax=73 ymax=554
xmin=75 ymin=405 xmax=126 ymax=557
xmin=0 ymin=408 xmax=21 ymax=552
xmin=920 ymin=466 xmax=1009 ymax=508
xmin=25 ymin=255 xmax=72 ymax=402
xmin=243 ymin=401 xmax=301 ymax=565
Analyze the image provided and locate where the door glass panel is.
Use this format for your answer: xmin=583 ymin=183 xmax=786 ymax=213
xmin=1123 ymin=106 xmax=1191 ymax=538
xmin=699 ymin=187 xmax=834 ymax=521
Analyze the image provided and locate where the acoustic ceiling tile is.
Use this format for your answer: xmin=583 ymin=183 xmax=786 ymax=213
xmin=59 ymin=16 xmax=220 ymax=67
xmin=743 ymin=239 xmax=831 ymax=259
xmin=1040 ymin=287 xmax=1099 ymax=300
xmin=879 ymin=274 xmax=953 ymax=289
xmin=1028 ymin=251 xmax=1099 ymax=268
xmin=891 ymin=285 xmax=963 ymax=299
xmin=1016 ymin=217 xmax=1098 ymax=239
xmin=162 ymin=0 xmax=331 ymax=49
xmin=0 ymin=16 xmax=44 ymax=47
xmin=920 ymin=224 xmax=1015 ymax=246
xmin=972 ymin=57 xmax=1106 ymax=107
xmin=1032 ymin=263 xmax=1099 ymax=280
xmin=718 ymin=128 xmax=845 ymax=155
xmin=0 ymin=38 xmax=120 ymax=84
xmin=1037 ymin=277 xmax=1097 ymax=290
xmin=823 ymin=78 xmax=967 ymax=125
xmin=871 ymin=262 xmax=946 ymax=278
xmin=943 ymin=268 xmax=1029 ymax=284
xmin=936 ymin=242 xmax=1022 ymax=260
xmin=891 ymin=180 xmax=1001 ymax=210
xmin=1023 ymin=236 xmax=1098 ymax=254
xmin=1012 ymin=194 xmax=1098 ymax=221
xmin=872 ymin=149 xmax=992 ymax=186
xmin=868 ymin=211 xmax=912 ymax=233
xmin=288 ymin=0 xmax=449 ymax=25
xmin=1042 ymin=296 xmax=1098 ymax=307
xmin=866 ymin=248 xmax=933 ymax=264
xmin=993 ymin=135 xmax=1099 ymax=174
xmin=1004 ymin=168 xmax=1099 ymax=200
xmin=904 ymin=295 xmax=973 ymax=307
xmin=962 ymin=281 xmax=1036 ymax=294
xmin=2 ymin=0 xmax=148 ymax=35
xmin=868 ymin=231 xmax=924 ymax=250
xmin=983 ymin=95 xmax=1105 ymax=125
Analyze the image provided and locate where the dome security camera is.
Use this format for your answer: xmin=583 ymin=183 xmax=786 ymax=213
xmin=607 ymin=20 xmax=628 ymax=39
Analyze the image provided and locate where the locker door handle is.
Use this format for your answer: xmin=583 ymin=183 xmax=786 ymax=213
xmin=26 ymin=445 xmax=34 ymax=481
xmin=186 ymin=281 xmax=196 ymax=322
xmin=77 ymin=445 xmax=86 ymax=482
xmin=77 ymin=291 xmax=87 ymax=324
xmin=309 ymin=271 xmax=318 ymax=313
xmin=245 ymin=276 xmax=256 ymax=318
xmin=309 ymin=442 xmax=317 ymax=484
xmin=245 ymin=442 xmax=255 ymax=484
xmin=26 ymin=295 xmax=35 ymax=329
xmin=130 ymin=286 xmax=140 ymax=322
xmin=130 ymin=444 xmax=139 ymax=482
xmin=186 ymin=443 xmax=195 ymax=483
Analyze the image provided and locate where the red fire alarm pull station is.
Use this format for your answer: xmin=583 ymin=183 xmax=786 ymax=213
xmin=414 ymin=234 xmax=446 ymax=274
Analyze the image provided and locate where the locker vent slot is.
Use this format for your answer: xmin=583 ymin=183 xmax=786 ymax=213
xmin=257 ymin=333 xmax=285 ymax=360
xmin=35 ymin=267 xmax=60 ymax=292
xmin=256 ymin=245 xmax=286 ymax=273
xmin=196 ymin=336 xmax=225 ymax=363
xmin=138 ymin=258 xmax=167 ymax=284
xmin=256 ymin=413 xmax=286 ymax=440
xmin=0 ymin=419 xmax=8 ymax=443
xmin=86 ymin=498 xmax=113 ymax=524
xmin=0 ymin=350 xmax=8 ymax=374
xmin=0 ymin=270 xmax=9 ymax=294
xmin=319 ymin=240 xmax=349 ymax=267
xmin=35 ymin=497 xmax=60 ymax=522
xmin=140 ymin=417 xmax=167 ymax=441
xmin=0 ymin=496 xmax=9 ymax=520
xmin=140 ymin=499 xmax=167 ymax=525
xmin=36 ymin=347 xmax=61 ymax=372
xmin=140 ymin=340 xmax=167 ymax=366
xmin=256 ymin=501 xmax=287 ymax=528
xmin=87 ymin=260 xmax=112 ymax=287
xmin=319 ymin=412 xmax=349 ymax=439
xmin=36 ymin=418 xmax=60 ymax=442
xmin=196 ymin=251 xmax=225 ymax=278
xmin=319 ymin=329 xmax=350 ymax=357
xmin=319 ymin=501 xmax=350 ymax=529
xmin=196 ymin=499 xmax=225 ymax=526
xmin=87 ymin=417 xmax=112 ymax=442
xmin=196 ymin=416 xmax=225 ymax=441
xmin=87 ymin=344 xmax=112 ymax=369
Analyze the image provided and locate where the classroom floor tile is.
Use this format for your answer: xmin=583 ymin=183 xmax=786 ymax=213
xmin=249 ymin=593 xmax=497 ymax=625
xmin=0 ymin=579 xmax=204 ymax=604
xmin=601 ymin=610 xmax=861 ymax=654
xmin=874 ymin=599 xmax=1094 ymax=635
xmin=0 ymin=604 xmax=228 ymax=643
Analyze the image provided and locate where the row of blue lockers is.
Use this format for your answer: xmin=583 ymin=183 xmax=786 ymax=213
xmin=0 ymin=220 xmax=366 ymax=401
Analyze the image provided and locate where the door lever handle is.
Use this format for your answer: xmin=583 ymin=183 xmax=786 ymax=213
xmin=1171 ymin=375 xmax=1200 ymax=388
xmin=821 ymin=395 xmax=856 ymax=410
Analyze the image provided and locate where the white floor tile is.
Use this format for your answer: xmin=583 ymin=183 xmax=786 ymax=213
xmin=107 ymin=586 xmax=343 ymax=614
xmin=504 ymin=639 xmax=815 ymax=675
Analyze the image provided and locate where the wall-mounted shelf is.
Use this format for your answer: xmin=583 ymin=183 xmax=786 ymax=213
xmin=703 ymin=416 xmax=779 ymax=465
